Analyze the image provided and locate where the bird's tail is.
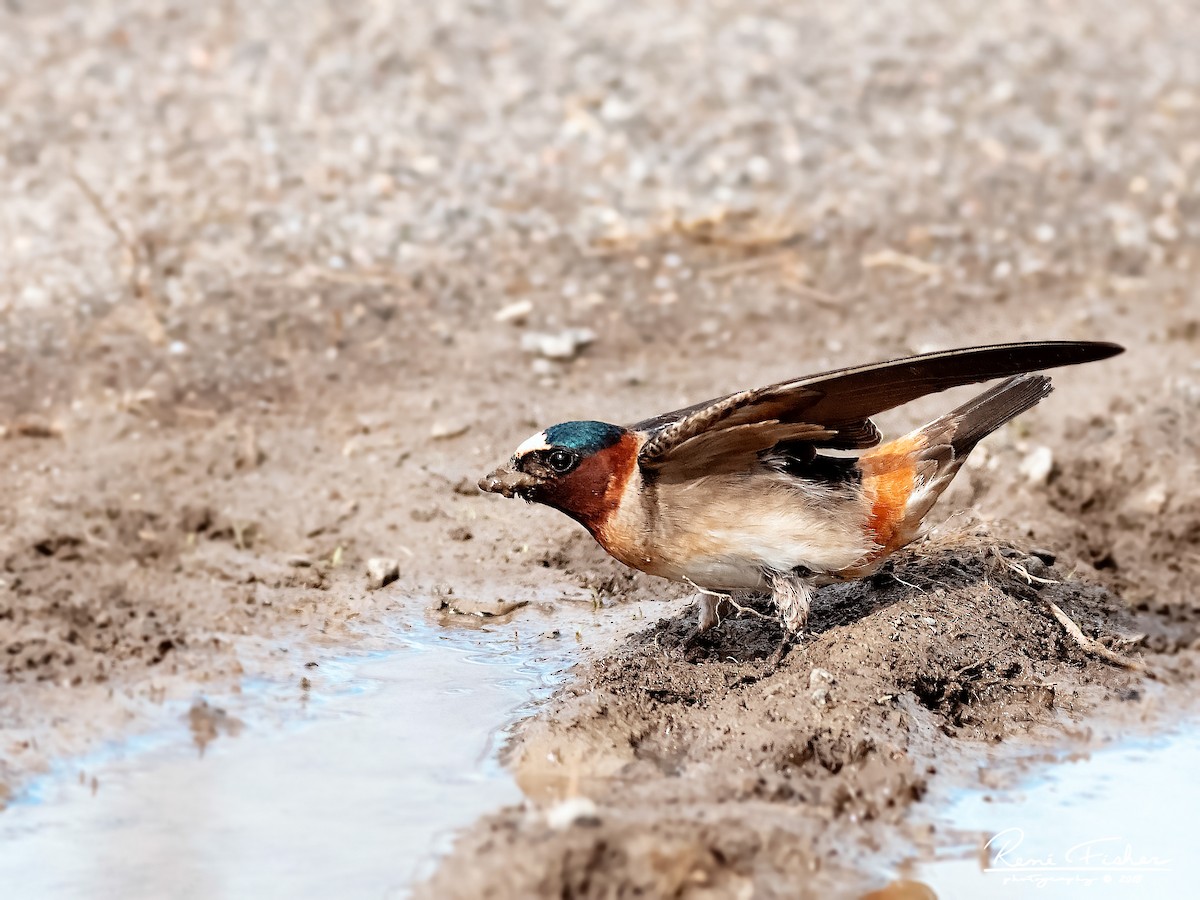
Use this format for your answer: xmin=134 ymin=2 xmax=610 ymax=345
xmin=943 ymin=373 xmax=1053 ymax=455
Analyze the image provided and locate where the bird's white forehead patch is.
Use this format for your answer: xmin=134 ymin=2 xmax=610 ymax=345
xmin=515 ymin=430 xmax=551 ymax=456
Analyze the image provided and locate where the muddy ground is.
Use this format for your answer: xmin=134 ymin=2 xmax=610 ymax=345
xmin=2 ymin=0 xmax=1200 ymax=895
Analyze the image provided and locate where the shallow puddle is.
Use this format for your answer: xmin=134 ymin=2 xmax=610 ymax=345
xmin=918 ymin=724 xmax=1200 ymax=899
xmin=0 ymin=618 xmax=591 ymax=899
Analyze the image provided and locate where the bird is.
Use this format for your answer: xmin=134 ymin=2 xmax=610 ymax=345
xmin=478 ymin=341 xmax=1122 ymax=645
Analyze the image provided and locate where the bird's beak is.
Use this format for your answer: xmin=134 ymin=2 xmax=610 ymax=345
xmin=478 ymin=462 xmax=539 ymax=499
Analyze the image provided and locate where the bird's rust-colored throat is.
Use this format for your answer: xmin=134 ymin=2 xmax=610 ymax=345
xmin=543 ymin=432 xmax=640 ymax=536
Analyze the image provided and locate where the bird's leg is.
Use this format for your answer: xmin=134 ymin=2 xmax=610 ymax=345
xmin=771 ymin=572 xmax=814 ymax=634
xmin=765 ymin=572 xmax=815 ymax=669
xmin=679 ymin=580 xmax=735 ymax=659
xmin=686 ymin=579 xmax=732 ymax=634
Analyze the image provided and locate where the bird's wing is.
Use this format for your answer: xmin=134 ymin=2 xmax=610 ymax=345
xmin=633 ymin=341 xmax=1122 ymax=478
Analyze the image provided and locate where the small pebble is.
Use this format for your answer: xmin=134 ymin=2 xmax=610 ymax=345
xmin=493 ymin=300 xmax=533 ymax=324
xmin=1029 ymin=548 xmax=1057 ymax=566
xmin=430 ymin=421 xmax=471 ymax=440
xmin=365 ymin=558 xmax=400 ymax=590
xmin=809 ymin=667 xmax=835 ymax=688
xmin=545 ymin=797 xmax=600 ymax=830
xmin=520 ymin=328 xmax=596 ymax=360
xmin=1019 ymin=446 xmax=1054 ymax=485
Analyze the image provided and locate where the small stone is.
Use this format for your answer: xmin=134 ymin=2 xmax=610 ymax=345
xmin=746 ymin=155 xmax=772 ymax=183
xmin=1019 ymin=445 xmax=1054 ymax=485
xmin=1029 ymin=548 xmax=1057 ymax=566
xmin=1126 ymin=483 xmax=1168 ymax=517
xmin=493 ymin=299 xmax=534 ymax=324
xmin=430 ymin=421 xmax=470 ymax=440
xmin=1108 ymin=204 xmax=1149 ymax=248
xmin=520 ymin=328 xmax=596 ymax=360
xmin=13 ymin=416 xmax=62 ymax=439
xmin=1152 ymin=215 xmax=1179 ymax=243
xmin=366 ymin=558 xmax=400 ymax=590
xmin=808 ymin=667 xmax=836 ymax=688
xmin=545 ymin=796 xmax=600 ymax=829
xmin=1022 ymin=556 xmax=1049 ymax=578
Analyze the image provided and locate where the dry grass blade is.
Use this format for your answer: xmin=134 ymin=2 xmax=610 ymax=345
xmin=702 ymin=252 xmax=792 ymax=280
xmin=1045 ymin=600 xmax=1151 ymax=676
xmin=990 ymin=548 xmax=1150 ymax=673
xmin=685 ymin=579 xmax=772 ymax=623
xmin=779 ymin=278 xmax=845 ymax=308
xmin=69 ymin=165 xmax=166 ymax=344
xmin=861 ymin=248 xmax=942 ymax=277
xmin=991 ymin=549 xmax=1061 ymax=586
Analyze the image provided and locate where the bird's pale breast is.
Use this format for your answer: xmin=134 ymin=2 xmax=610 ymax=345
xmin=598 ymin=469 xmax=876 ymax=591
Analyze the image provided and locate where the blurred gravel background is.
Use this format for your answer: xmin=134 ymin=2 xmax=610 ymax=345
xmin=3 ymin=0 xmax=1199 ymax=416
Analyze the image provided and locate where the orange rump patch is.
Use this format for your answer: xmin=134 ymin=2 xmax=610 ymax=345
xmin=859 ymin=434 xmax=924 ymax=551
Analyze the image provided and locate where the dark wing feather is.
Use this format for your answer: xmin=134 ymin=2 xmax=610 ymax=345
xmin=634 ymin=340 xmax=1122 ymax=471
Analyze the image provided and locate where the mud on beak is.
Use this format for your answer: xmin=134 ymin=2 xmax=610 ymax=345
xmin=478 ymin=462 xmax=540 ymax=499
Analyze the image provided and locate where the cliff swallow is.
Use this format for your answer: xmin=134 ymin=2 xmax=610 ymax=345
xmin=480 ymin=341 xmax=1122 ymax=639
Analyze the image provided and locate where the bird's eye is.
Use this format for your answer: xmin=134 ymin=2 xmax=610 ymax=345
xmin=546 ymin=449 xmax=575 ymax=473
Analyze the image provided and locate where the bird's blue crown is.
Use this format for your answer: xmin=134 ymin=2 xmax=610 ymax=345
xmin=545 ymin=421 xmax=624 ymax=455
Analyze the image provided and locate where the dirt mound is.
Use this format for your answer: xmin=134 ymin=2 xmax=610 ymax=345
xmin=1048 ymin=383 xmax=1200 ymax=636
xmin=418 ymin=535 xmax=1188 ymax=899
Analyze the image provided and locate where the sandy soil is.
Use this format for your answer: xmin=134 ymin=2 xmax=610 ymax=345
xmin=2 ymin=0 xmax=1199 ymax=894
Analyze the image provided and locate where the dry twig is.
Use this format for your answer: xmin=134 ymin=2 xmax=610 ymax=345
xmin=685 ymin=578 xmax=772 ymax=624
xmin=69 ymin=165 xmax=166 ymax=343
xmin=1045 ymin=600 xmax=1150 ymax=675
xmin=861 ymin=247 xmax=942 ymax=277
xmin=991 ymin=548 xmax=1150 ymax=675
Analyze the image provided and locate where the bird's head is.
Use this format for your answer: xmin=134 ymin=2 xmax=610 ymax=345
xmin=478 ymin=420 xmax=638 ymax=531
